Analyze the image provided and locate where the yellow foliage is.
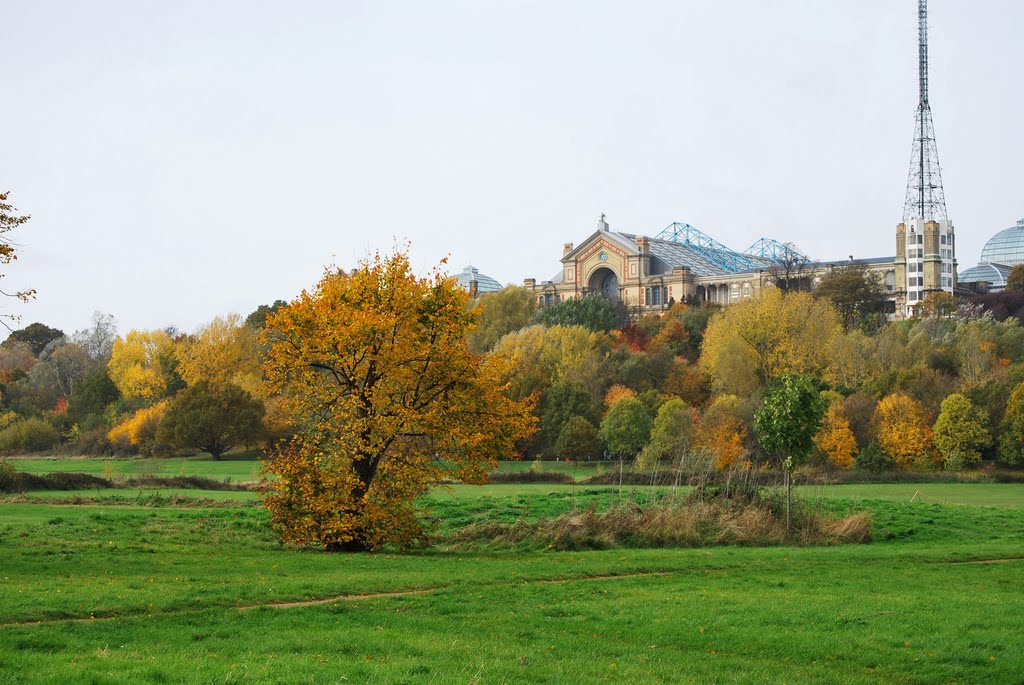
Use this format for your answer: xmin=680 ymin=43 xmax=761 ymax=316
xmin=108 ymin=401 xmax=168 ymax=454
xmin=699 ymin=288 xmax=842 ymax=394
xmin=876 ymin=393 xmax=939 ymax=469
xmin=176 ymin=314 xmax=263 ymax=395
xmin=107 ymin=330 xmax=176 ymax=403
xmin=814 ymin=402 xmax=857 ymax=469
xmin=824 ymin=331 xmax=878 ymax=389
xmin=259 ymin=251 xmax=536 ymax=551
xmin=490 ymin=324 xmax=611 ymax=401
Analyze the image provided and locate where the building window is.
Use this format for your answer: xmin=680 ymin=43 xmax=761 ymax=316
xmin=918 ymin=234 xmax=924 ymax=244
xmin=645 ymin=286 xmax=668 ymax=306
xmin=941 ymin=235 xmax=946 ymax=245
xmin=909 ymin=292 xmax=918 ymax=301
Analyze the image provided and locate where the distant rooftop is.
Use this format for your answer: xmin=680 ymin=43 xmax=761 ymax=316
xmin=455 ymin=265 xmax=502 ymax=294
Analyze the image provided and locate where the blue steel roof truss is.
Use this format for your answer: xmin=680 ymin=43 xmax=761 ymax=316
xmin=743 ymin=238 xmax=810 ymax=266
xmin=654 ymin=222 xmax=762 ymax=274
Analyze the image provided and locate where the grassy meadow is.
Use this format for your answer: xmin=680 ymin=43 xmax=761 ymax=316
xmin=1 ymin=455 xmax=1023 ymax=683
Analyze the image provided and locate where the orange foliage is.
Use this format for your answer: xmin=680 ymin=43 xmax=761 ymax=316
xmin=876 ymin=393 xmax=939 ymax=468
xmin=814 ymin=402 xmax=857 ymax=469
xmin=604 ymin=385 xmax=635 ymax=412
xmin=650 ymin=318 xmax=690 ymax=353
xmin=664 ymin=357 xmax=710 ymax=407
xmin=259 ymin=251 xmax=535 ymax=551
xmin=615 ymin=324 xmax=649 ymax=352
xmin=694 ymin=396 xmax=748 ymax=470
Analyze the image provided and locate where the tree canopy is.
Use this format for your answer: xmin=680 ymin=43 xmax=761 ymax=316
xmin=755 ymin=375 xmax=826 ymax=469
xmin=3 ymin=322 xmax=64 ymax=357
xmin=157 ymin=381 xmax=265 ymax=460
xmin=259 ymin=251 xmax=535 ymax=551
xmin=812 ymin=263 xmax=888 ymax=330
xmin=535 ymin=295 xmax=626 ymax=332
xmin=700 ymin=288 xmax=842 ymax=394
xmin=469 ymin=286 xmax=537 ymax=353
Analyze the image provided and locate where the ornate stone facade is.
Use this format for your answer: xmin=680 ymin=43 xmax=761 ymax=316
xmin=523 ymin=217 xmax=899 ymax=314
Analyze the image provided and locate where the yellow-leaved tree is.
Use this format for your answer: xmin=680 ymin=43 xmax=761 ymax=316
xmin=814 ymin=400 xmax=858 ymax=469
xmin=107 ymin=401 xmax=169 ymax=456
xmin=875 ymin=393 xmax=939 ymax=469
xmin=107 ymin=330 xmax=178 ymax=403
xmin=699 ymin=288 xmax=841 ymax=394
xmin=260 ymin=251 xmax=536 ymax=551
xmin=175 ymin=314 xmax=262 ymax=395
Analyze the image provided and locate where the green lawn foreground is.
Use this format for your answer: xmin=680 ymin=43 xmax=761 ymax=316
xmin=1 ymin=486 xmax=1023 ymax=684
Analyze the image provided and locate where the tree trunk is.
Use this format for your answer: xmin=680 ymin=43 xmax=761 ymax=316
xmin=785 ymin=468 xmax=792 ymax=536
xmin=326 ymin=537 xmax=372 ymax=553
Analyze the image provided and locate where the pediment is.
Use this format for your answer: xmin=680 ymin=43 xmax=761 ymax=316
xmin=561 ymin=230 xmax=639 ymax=265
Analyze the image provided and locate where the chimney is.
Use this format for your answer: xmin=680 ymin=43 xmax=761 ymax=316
xmin=636 ymin=237 xmax=649 ymax=254
xmin=523 ymin=278 xmax=536 ymax=288
xmin=563 ymin=242 xmax=574 ymax=257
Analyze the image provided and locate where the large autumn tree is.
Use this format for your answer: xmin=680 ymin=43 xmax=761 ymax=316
xmin=260 ymin=251 xmax=535 ymax=551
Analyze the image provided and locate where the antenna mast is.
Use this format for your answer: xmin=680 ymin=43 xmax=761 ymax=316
xmin=902 ymin=0 xmax=947 ymax=222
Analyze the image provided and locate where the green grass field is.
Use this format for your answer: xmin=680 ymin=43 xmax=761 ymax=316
xmin=2 ymin=456 xmax=1024 ymax=683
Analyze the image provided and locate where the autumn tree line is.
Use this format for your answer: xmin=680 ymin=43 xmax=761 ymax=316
xmin=0 ymin=305 xmax=287 ymax=459
xmin=474 ymin=268 xmax=1024 ymax=474
xmin=3 ymin=260 xmax=1024 ymax=475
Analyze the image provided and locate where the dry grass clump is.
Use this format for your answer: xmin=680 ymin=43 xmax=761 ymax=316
xmin=450 ymin=497 xmax=870 ymax=551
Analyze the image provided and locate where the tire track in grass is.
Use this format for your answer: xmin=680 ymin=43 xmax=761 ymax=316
xmin=0 ymin=570 xmax=672 ymax=627
xmin=941 ymin=557 xmax=1024 ymax=565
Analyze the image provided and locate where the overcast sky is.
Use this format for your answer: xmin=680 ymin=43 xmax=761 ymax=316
xmin=3 ymin=0 xmax=1022 ymax=337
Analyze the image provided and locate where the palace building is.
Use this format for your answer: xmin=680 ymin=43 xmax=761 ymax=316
xmin=521 ymin=215 xmax=898 ymax=313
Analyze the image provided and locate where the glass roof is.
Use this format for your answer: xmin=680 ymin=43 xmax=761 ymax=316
xmin=958 ymin=262 xmax=1011 ymax=286
xmin=617 ymin=232 xmax=773 ymax=277
xmin=456 ymin=265 xmax=503 ymax=293
xmin=980 ymin=219 xmax=1024 ymax=266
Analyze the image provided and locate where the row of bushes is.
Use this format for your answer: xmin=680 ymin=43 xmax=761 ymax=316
xmin=484 ymin=462 xmax=1024 ymax=486
xmin=0 ymin=464 xmax=252 ymax=493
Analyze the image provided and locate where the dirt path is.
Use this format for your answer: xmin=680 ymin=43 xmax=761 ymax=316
xmin=0 ymin=570 xmax=671 ymax=628
xmin=942 ymin=557 xmax=1024 ymax=565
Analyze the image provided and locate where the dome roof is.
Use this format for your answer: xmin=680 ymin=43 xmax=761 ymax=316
xmin=980 ymin=218 xmax=1024 ymax=266
xmin=958 ymin=262 xmax=1012 ymax=288
xmin=455 ymin=265 xmax=502 ymax=294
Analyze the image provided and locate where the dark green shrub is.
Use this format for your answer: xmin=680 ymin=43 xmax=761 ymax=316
xmin=856 ymin=441 xmax=894 ymax=473
xmin=0 ymin=418 xmax=60 ymax=454
xmin=70 ymin=427 xmax=114 ymax=456
xmin=0 ymin=460 xmax=16 ymax=492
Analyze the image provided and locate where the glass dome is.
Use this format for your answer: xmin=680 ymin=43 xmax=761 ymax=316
xmin=958 ymin=262 xmax=1011 ymax=290
xmin=979 ymin=218 xmax=1024 ymax=266
xmin=455 ymin=265 xmax=503 ymax=294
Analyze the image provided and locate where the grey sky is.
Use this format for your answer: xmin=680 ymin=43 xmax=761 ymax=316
xmin=3 ymin=0 xmax=1022 ymax=336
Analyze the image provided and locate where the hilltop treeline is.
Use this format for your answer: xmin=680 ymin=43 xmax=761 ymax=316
xmin=2 ymin=270 xmax=1024 ymax=473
